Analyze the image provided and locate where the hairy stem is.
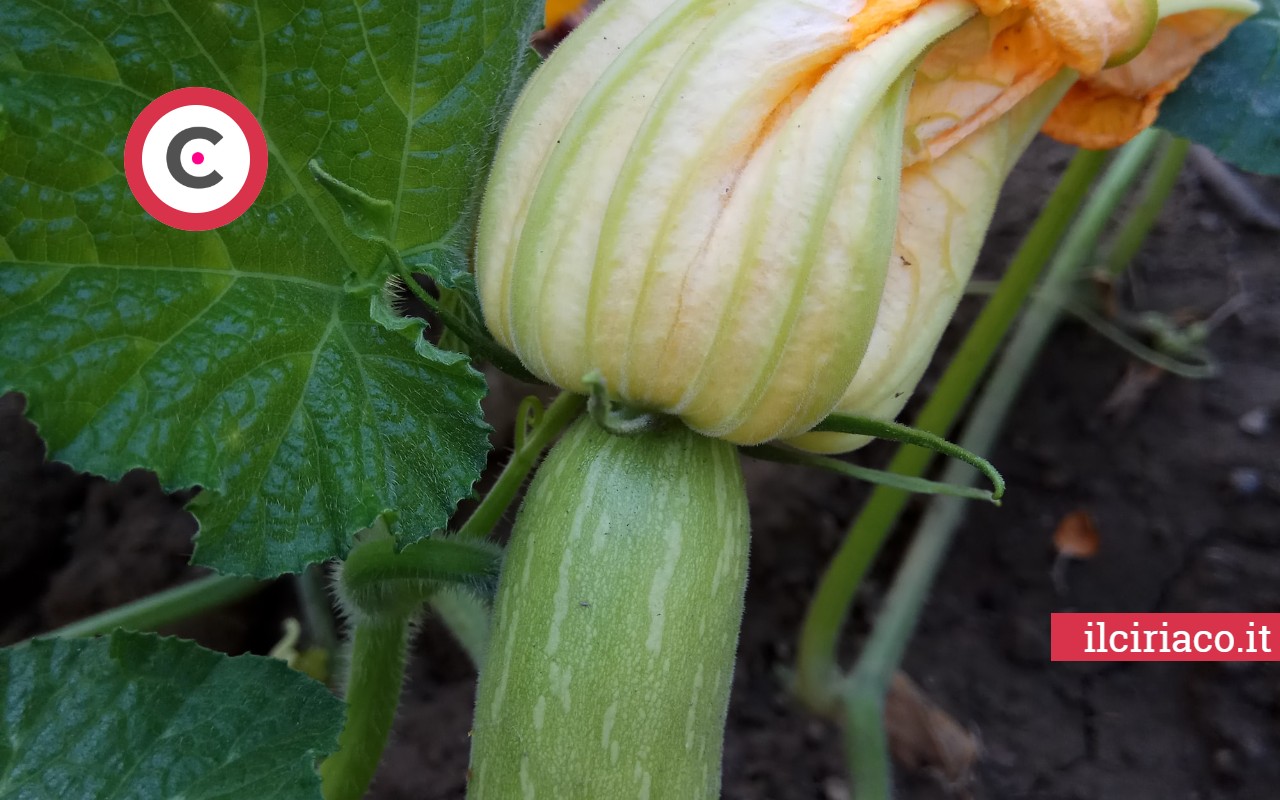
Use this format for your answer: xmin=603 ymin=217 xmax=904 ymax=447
xmin=843 ymin=129 xmax=1163 ymax=796
xmin=339 ymin=534 xmax=501 ymax=618
xmin=297 ymin=564 xmax=341 ymax=659
xmin=319 ymin=616 xmax=412 ymax=800
xmin=456 ymin=391 xmax=586 ymax=541
xmin=397 ymin=268 xmax=540 ymax=384
xmin=792 ymin=148 xmax=1112 ymax=714
xmin=429 ymin=587 xmax=492 ymax=669
xmin=318 ymin=394 xmax=585 ymax=798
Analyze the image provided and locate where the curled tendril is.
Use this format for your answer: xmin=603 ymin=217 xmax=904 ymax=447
xmin=514 ymin=395 xmax=545 ymax=452
xmin=583 ymin=371 xmax=663 ymax=436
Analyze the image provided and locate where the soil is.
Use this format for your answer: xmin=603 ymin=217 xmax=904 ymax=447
xmin=2 ymin=136 xmax=1278 ymax=799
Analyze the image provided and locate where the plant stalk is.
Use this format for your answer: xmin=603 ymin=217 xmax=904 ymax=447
xmin=843 ymin=129 xmax=1164 ymax=796
xmin=429 ymin=587 xmax=492 ymax=669
xmin=317 ymin=394 xmax=585 ymax=799
xmin=339 ymin=534 xmax=501 ymax=618
xmin=792 ymin=147 xmax=1112 ymax=713
xmin=297 ymin=564 xmax=342 ymax=658
xmin=397 ymin=268 xmax=540 ymax=384
xmin=1102 ymin=133 xmax=1190 ymax=278
xmin=319 ymin=615 xmax=413 ymax=800
xmin=42 ymin=574 xmax=263 ymax=640
xmin=456 ymin=391 xmax=585 ymax=541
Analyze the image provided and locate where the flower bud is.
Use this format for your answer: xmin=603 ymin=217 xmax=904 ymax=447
xmin=478 ymin=0 xmax=1253 ymax=448
xmin=478 ymin=0 xmax=980 ymax=444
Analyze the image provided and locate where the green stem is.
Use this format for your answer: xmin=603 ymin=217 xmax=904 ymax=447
xmin=792 ymin=147 xmax=1112 ymax=714
xmin=965 ymin=278 xmax=1217 ymax=378
xmin=297 ymin=564 xmax=341 ymax=658
xmin=456 ymin=391 xmax=586 ymax=541
xmin=843 ymin=129 xmax=1163 ymax=796
xmin=397 ymin=267 xmax=540 ymax=384
xmin=42 ymin=574 xmax=263 ymax=640
xmin=846 ymin=677 xmax=893 ymax=800
xmin=1060 ymin=296 xmax=1216 ymax=378
xmin=319 ymin=616 xmax=412 ymax=800
xmin=812 ymin=413 xmax=1005 ymax=500
xmin=743 ymin=445 xmax=998 ymax=503
xmin=1102 ymin=134 xmax=1189 ymax=278
xmin=429 ymin=587 xmax=492 ymax=670
xmin=340 ymin=534 xmax=501 ymax=618
xmin=318 ymin=392 xmax=584 ymax=800
xmin=317 ymin=393 xmax=586 ymax=800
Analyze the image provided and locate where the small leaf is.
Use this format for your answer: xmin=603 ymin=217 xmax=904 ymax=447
xmin=0 ymin=631 xmax=344 ymax=800
xmin=1159 ymin=1 xmax=1280 ymax=174
xmin=885 ymin=671 xmax=980 ymax=788
xmin=308 ymin=160 xmax=395 ymax=245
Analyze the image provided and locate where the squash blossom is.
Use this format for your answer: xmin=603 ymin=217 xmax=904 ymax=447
xmin=477 ymin=0 xmax=1254 ymax=448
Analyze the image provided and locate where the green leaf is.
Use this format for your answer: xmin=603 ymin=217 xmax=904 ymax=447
xmin=0 ymin=0 xmax=543 ymax=576
xmin=0 ymin=631 xmax=344 ymax=800
xmin=1159 ymin=1 xmax=1280 ymax=175
xmin=308 ymin=160 xmax=396 ymax=245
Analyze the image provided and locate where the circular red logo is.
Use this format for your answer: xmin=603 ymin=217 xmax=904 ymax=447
xmin=124 ymin=87 xmax=268 ymax=232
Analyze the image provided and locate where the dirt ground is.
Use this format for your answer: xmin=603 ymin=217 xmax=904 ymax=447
xmin=2 ymin=137 xmax=1277 ymax=799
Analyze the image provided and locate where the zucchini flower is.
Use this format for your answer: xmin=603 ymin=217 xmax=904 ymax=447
xmin=478 ymin=0 xmax=1253 ymax=448
xmin=791 ymin=0 xmax=1256 ymax=452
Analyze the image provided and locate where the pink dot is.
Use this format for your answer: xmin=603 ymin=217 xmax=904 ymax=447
xmin=192 ymin=152 xmax=205 ymax=165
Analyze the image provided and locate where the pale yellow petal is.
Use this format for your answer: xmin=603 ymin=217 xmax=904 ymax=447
xmin=788 ymin=72 xmax=1075 ymax=454
xmin=478 ymin=0 xmax=683 ymax=351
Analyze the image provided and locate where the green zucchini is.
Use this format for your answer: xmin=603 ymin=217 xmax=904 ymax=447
xmin=468 ymin=416 xmax=750 ymax=798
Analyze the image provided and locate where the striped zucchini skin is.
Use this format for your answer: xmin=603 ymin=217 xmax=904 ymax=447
xmin=468 ymin=417 xmax=750 ymax=799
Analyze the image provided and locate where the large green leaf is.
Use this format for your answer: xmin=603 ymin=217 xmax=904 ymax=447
xmin=1159 ymin=1 xmax=1280 ymax=175
xmin=0 ymin=632 xmax=343 ymax=800
xmin=0 ymin=0 xmax=543 ymax=576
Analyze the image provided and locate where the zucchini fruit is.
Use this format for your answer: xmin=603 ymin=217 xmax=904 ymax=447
xmin=469 ymin=416 xmax=750 ymax=798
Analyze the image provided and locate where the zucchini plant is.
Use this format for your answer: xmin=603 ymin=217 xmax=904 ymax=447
xmin=1 ymin=0 xmax=1276 ymax=798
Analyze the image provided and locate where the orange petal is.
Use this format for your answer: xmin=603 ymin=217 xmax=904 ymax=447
xmin=1030 ymin=0 xmax=1157 ymax=71
xmin=973 ymin=0 xmax=1157 ymax=73
xmin=1043 ymin=10 xmax=1249 ymax=149
xmin=901 ymin=0 xmax=1154 ymax=163
xmin=903 ymin=13 xmax=1063 ymax=164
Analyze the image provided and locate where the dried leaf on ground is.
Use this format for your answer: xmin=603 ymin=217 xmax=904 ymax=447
xmin=1053 ymin=509 xmax=1102 ymax=559
xmin=1102 ymin=361 xmax=1167 ymax=423
xmin=886 ymin=671 xmax=981 ymax=791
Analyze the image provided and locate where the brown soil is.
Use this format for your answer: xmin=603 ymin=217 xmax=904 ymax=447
xmin=2 ymin=137 xmax=1278 ymax=799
